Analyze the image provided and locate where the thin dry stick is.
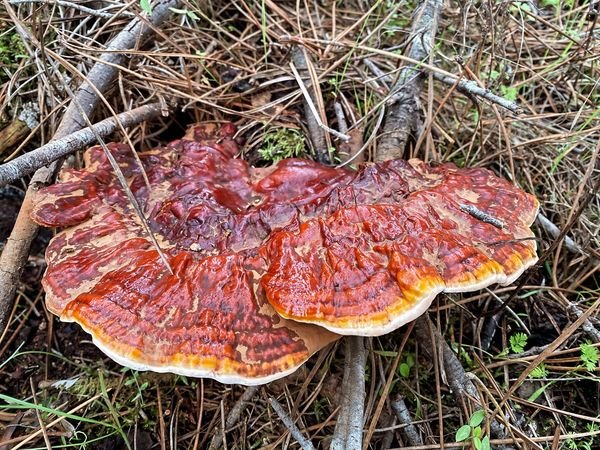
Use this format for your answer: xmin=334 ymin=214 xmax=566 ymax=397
xmin=9 ymin=393 xmax=104 ymax=450
xmin=377 ymin=0 xmax=443 ymax=161
xmin=414 ymin=317 xmax=510 ymax=441
xmin=369 ymin=429 xmax=600 ymax=450
xmin=363 ymin=323 xmax=415 ymax=449
xmin=269 ymin=397 xmax=316 ymax=450
xmin=430 ymin=72 xmax=522 ymax=114
xmin=0 ymin=103 xmax=164 ymax=186
xmin=61 ymin=81 xmax=172 ymax=274
xmin=29 ymin=379 xmax=52 ymax=449
xmin=208 ymin=386 xmax=259 ymax=450
xmin=291 ymin=46 xmax=329 ymax=163
xmin=330 ymin=336 xmax=367 ymax=450
xmin=536 ymin=213 xmax=582 ymax=254
xmin=0 ymin=0 xmax=181 ymax=335
xmin=494 ymin=297 xmax=600 ymax=415
xmin=566 ymin=301 xmax=600 ymax=343
xmin=8 ymin=0 xmax=134 ymax=18
xmin=290 ymin=59 xmax=350 ymax=146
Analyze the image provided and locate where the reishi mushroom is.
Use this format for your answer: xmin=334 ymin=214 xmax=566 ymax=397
xmin=31 ymin=123 xmax=538 ymax=384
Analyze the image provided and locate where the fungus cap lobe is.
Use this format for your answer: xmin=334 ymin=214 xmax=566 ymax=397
xmin=260 ymin=160 xmax=538 ymax=335
xmin=32 ymin=124 xmax=341 ymax=385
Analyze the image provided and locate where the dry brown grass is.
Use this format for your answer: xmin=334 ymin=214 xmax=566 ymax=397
xmin=0 ymin=1 xmax=598 ymax=449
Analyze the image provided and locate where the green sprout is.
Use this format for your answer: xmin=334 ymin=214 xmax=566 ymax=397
xmin=455 ymin=410 xmax=491 ymax=450
xmin=580 ymin=341 xmax=599 ymax=371
xmin=398 ymin=353 xmax=415 ymax=378
xmin=529 ymin=362 xmax=548 ymax=379
xmin=140 ymin=0 xmax=152 ymax=14
xmin=509 ymin=332 xmax=528 ymax=354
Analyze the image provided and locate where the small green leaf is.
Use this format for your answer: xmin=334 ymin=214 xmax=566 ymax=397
xmin=406 ymin=354 xmax=415 ymax=368
xmin=472 ymin=426 xmax=482 ymax=438
xmin=497 ymin=348 xmax=509 ymax=358
xmin=473 ymin=435 xmax=483 ymax=450
xmin=488 ymin=69 xmax=501 ymax=81
xmin=469 ymin=410 xmax=485 ymax=427
xmin=399 ymin=363 xmax=410 ymax=378
xmin=529 ymin=362 xmax=548 ymax=379
xmin=481 ymin=435 xmax=491 ymax=450
xmin=187 ymin=11 xmax=199 ymax=20
xmin=527 ymin=384 xmax=547 ymax=402
xmin=455 ymin=425 xmax=471 ymax=442
xmin=140 ymin=0 xmax=152 ymax=15
xmin=501 ymin=85 xmax=518 ymax=102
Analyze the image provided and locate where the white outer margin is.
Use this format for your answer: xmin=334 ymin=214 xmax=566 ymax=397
xmin=286 ymin=254 xmax=539 ymax=337
xmin=70 ymin=319 xmax=304 ymax=386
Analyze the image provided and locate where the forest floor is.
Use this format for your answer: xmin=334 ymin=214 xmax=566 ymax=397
xmin=0 ymin=1 xmax=599 ymax=449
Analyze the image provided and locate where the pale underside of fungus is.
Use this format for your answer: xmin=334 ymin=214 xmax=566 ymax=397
xmin=32 ymin=123 xmax=539 ymax=385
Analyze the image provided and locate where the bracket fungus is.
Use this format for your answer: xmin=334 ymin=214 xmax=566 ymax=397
xmin=32 ymin=123 xmax=539 ymax=384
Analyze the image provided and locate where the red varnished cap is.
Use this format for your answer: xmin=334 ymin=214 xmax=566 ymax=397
xmin=32 ymin=124 xmax=538 ymax=382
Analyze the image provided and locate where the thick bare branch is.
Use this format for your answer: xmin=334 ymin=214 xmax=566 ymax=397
xmin=431 ymin=72 xmax=522 ymax=114
xmin=330 ymin=336 xmax=367 ymax=450
xmin=377 ymin=0 xmax=443 ymax=161
xmin=391 ymin=395 xmax=423 ymax=446
xmin=0 ymin=0 xmax=181 ymax=335
xmin=414 ymin=317 xmax=509 ymax=440
xmin=0 ymin=103 xmax=163 ymax=187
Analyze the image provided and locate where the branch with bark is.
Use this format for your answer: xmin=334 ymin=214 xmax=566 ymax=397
xmin=376 ymin=0 xmax=443 ymax=161
xmin=0 ymin=0 xmax=181 ymax=335
xmin=0 ymin=103 xmax=164 ymax=187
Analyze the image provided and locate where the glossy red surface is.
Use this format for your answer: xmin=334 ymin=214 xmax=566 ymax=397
xmin=32 ymin=123 xmax=538 ymax=381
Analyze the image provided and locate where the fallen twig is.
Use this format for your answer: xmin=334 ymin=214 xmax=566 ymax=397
xmin=8 ymin=0 xmax=134 ymax=18
xmin=362 ymin=58 xmax=392 ymax=89
xmin=567 ymin=302 xmax=600 ymax=343
xmin=208 ymin=386 xmax=259 ymax=450
xmin=269 ymin=397 xmax=316 ymax=450
xmin=290 ymin=49 xmax=350 ymax=162
xmin=536 ymin=213 xmax=582 ymax=254
xmin=377 ymin=0 xmax=443 ymax=161
xmin=291 ymin=46 xmax=329 ymax=162
xmin=430 ymin=72 xmax=522 ymax=114
xmin=61 ymin=81 xmax=172 ymax=274
xmin=0 ymin=103 xmax=163 ymax=187
xmin=0 ymin=0 xmax=181 ymax=335
xmin=391 ymin=395 xmax=423 ymax=447
xmin=330 ymin=336 xmax=367 ymax=450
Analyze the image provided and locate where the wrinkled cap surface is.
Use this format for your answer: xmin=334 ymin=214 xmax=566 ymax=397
xmin=32 ymin=123 xmax=538 ymax=383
